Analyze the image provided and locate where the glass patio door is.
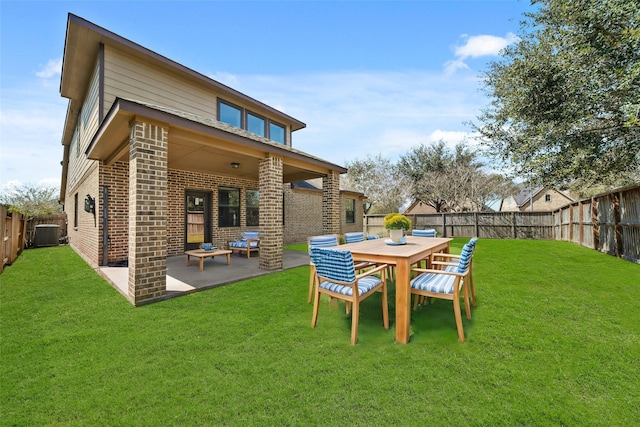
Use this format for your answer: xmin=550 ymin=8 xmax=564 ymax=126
xmin=185 ymin=191 xmax=211 ymax=251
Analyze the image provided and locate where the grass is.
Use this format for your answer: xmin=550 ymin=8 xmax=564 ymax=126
xmin=1 ymin=239 xmax=639 ymax=426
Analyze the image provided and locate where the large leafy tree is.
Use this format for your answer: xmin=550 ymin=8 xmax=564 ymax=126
xmin=343 ymin=154 xmax=409 ymax=214
xmin=397 ymin=141 xmax=515 ymax=212
xmin=0 ymin=183 xmax=62 ymax=218
xmin=475 ymin=0 xmax=640 ymax=189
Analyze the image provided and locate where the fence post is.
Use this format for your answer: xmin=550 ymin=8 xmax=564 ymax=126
xmin=592 ymin=197 xmax=599 ymax=251
xmin=474 ymin=212 xmax=479 ymax=237
xmin=512 ymin=212 xmax=517 ymax=239
xmin=441 ymin=213 xmax=446 ymax=237
xmin=613 ymin=192 xmax=623 ymax=258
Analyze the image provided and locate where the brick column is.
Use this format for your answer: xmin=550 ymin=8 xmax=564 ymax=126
xmin=259 ymin=155 xmax=283 ymax=271
xmin=128 ymin=120 xmax=168 ymax=305
xmin=322 ymin=171 xmax=341 ymax=235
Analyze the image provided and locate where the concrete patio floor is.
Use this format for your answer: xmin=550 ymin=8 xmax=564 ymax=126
xmin=99 ymin=249 xmax=309 ymax=302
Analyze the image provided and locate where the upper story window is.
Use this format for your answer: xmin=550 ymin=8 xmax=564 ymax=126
xmin=247 ymin=112 xmax=266 ymax=137
xmin=219 ymin=100 xmax=242 ymax=128
xmin=545 ymin=194 xmax=551 ymax=202
xmin=345 ymin=198 xmax=355 ymax=224
xmin=269 ymin=122 xmax=285 ymax=144
xmin=217 ymin=98 xmax=286 ymax=144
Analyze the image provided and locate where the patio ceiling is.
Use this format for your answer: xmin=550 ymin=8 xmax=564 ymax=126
xmin=87 ymin=98 xmax=346 ymax=183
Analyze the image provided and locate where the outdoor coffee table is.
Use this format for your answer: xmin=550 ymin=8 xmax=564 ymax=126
xmin=185 ymin=249 xmax=232 ymax=272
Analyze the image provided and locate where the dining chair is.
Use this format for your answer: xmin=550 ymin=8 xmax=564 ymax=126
xmin=432 ymin=237 xmax=478 ymax=306
xmin=310 ymin=247 xmax=389 ymax=345
xmin=307 ymin=234 xmax=339 ymax=303
xmin=411 ymin=229 xmax=438 ymax=269
xmin=412 ymin=229 xmax=437 ymax=238
xmin=344 ymin=232 xmax=365 ymax=243
xmin=410 ymin=241 xmax=473 ymax=342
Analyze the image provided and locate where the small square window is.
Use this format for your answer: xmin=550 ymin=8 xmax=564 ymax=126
xmin=545 ymin=194 xmax=551 ymax=202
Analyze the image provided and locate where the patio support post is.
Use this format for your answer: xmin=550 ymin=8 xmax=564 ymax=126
xmin=128 ymin=120 xmax=168 ymax=305
xmin=322 ymin=171 xmax=341 ymax=235
xmin=259 ymin=154 xmax=283 ymax=271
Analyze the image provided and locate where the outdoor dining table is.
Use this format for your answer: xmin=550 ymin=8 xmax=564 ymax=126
xmin=338 ymin=236 xmax=452 ymax=344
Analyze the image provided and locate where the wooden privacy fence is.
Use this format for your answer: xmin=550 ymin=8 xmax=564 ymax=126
xmin=364 ymin=184 xmax=640 ymax=263
xmin=554 ymin=184 xmax=640 ymax=263
xmin=1 ymin=206 xmax=26 ymax=274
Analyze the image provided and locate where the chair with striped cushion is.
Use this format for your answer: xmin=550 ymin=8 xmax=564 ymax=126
xmin=411 ymin=229 xmax=438 ymax=269
xmin=412 ymin=229 xmax=437 ymax=238
xmin=410 ymin=242 xmax=473 ymax=342
xmin=344 ymin=232 xmax=365 ymax=243
xmin=431 ymin=238 xmax=478 ymax=306
xmin=307 ymin=234 xmax=339 ymax=303
xmin=310 ymin=247 xmax=389 ymax=345
xmin=228 ymin=231 xmax=260 ymax=258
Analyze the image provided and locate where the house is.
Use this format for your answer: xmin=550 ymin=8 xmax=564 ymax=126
xmin=402 ymin=200 xmax=438 ymax=215
xmin=499 ymin=184 xmax=576 ymax=212
xmin=59 ymin=14 xmax=356 ymax=305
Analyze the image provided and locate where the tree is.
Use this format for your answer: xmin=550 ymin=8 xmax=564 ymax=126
xmin=398 ymin=141 xmax=516 ymax=212
xmin=0 ymin=183 xmax=62 ymax=218
xmin=475 ymin=0 xmax=640 ymax=189
xmin=342 ymin=154 xmax=409 ymax=214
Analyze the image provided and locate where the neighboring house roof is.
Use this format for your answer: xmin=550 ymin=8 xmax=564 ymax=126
xmin=500 ymin=184 xmax=576 ymax=212
xmin=403 ymin=200 xmax=437 ymax=214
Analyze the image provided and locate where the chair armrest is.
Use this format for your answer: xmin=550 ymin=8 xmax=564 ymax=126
xmin=431 ymin=261 xmax=460 ymax=267
xmin=356 ymin=264 xmax=388 ymax=280
xmin=431 ymin=253 xmax=461 ymax=261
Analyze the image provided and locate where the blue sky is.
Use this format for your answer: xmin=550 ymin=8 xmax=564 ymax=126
xmin=0 ymin=0 xmax=533 ymax=190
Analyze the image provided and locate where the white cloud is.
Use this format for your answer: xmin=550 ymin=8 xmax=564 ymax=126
xmin=444 ymin=33 xmax=519 ymax=75
xmin=35 ymin=58 xmax=62 ymax=79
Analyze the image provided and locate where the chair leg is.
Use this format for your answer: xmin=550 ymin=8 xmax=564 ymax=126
xmin=381 ymin=284 xmax=389 ymax=329
xmin=308 ymin=266 xmax=316 ymax=303
xmin=346 ymin=301 xmax=351 ymax=315
xmin=452 ymin=297 xmax=465 ymax=342
xmin=412 ymin=293 xmax=420 ymax=310
xmin=311 ymin=289 xmax=321 ymax=328
xmin=350 ymin=300 xmax=359 ymax=345
xmin=463 ymin=281 xmax=471 ymax=320
xmin=469 ymin=272 xmax=476 ymax=307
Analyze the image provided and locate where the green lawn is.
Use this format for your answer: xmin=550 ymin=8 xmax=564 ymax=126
xmin=1 ymin=239 xmax=638 ymax=426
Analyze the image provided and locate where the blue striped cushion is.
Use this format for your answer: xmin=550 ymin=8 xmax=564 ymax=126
xmin=411 ymin=272 xmax=456 ymax=294
xmin=310 ymin=247 xmax=356 ymax=283
xmin=457 ymin=244 xmax=473 ymax=273
xmin=319 ymin=275 xmax=381 ymax=296
xmin=229 ymin=240 xmax=259 ymax=248
xmin=344 ymin=232 xmax=365 ymax=243
xmin=309 ymin=235 xmax=338 ymax=248
xmin=412 ymin=229 xmax=437 ymax=237
xmin=243 ymin=231 xmax=259 ymax=240
xmin=468 ymin=237 xmax=478 ymax=247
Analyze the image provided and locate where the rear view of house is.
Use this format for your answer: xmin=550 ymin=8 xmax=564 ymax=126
xmin=59 ymin=14 xmax=359 ymax=305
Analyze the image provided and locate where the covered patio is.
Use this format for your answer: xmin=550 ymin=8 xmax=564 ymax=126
xmin=99 ymin=249 xmax=310 ymax=301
